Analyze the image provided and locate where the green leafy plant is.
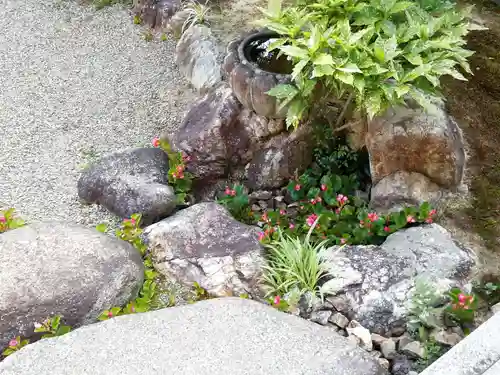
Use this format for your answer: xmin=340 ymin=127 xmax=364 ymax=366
xmin=406 ymin=279 xmax=446 ymax=332
xmin=414 ymin=338 xmax=448 ymax=372
xmin=188 ymin=282 xmax=214 ymax=303
xmin=2 ymin=336 xmax=29 ymax=357
xmin=96 ymin=216 xmax=160 ymax=320
xmin=260 ymin=218 xmax=336 ymax=299
xmin=133 ymin=15 xmax=142 ymax=25
xmin=217 ymin=184 xmax=253 ymax=223
xmin=0 ymin=208 xmax=25 ymax=233
xmin=473 ymin=281 xmax=500 ymax=306
xmin=153 ymin=137 xmax=193 ymax=205
xmin=33 ymin=316 xmax=72 ymax=339
xmin=258 ymin=0 xmax=483 ymax=128
xmin=182 ymin=0 xmax=211 ymax=33
xmin=445 ymin=288 xmax=478 ymax=325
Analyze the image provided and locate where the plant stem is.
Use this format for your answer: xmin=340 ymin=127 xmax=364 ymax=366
xmin=334 ymin=92 xmax=354 ymax=129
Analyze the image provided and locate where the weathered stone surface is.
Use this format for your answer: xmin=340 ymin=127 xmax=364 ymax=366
xmin=391 ymin=355 xmax=413 ymax=375
xmin=176 ymin=25 xmax=222 ymax=93
xmin=371 ymin=333 xmax=387 ymax=347
xmin=366 ymin=103 xmax=465 ymax=189
xmin=172 ymin=82 xmax=310 ymax=190
xmin=310 ymin=310 xmax=332 ymax=326
xmin=225 ymin=32 xmax=292 ymax=118
xmin=431 ymin=329 xmax=462 ymax=346
xmin=0 ymin=298 xmax=388 ymax=375
xmin=401 ymin=341 xmax=425 ymax=359
xmin=347 ymin=320 xmax=373 ymax=351
xmin=168 ymin=9 xmax=190 ymax=38
xmin=143 ymin=202 xmax=264 ymax=296
xmin=492 ymin=302 xmax=500 ymax=314
xmin=77 ymin=147 xmax=176 ymax=223
xmin=133 ymin=0 xmax=180 ymax=29
xmin=370 ymin=171 xmax=445 ymax=212
xmin=377 ymin=358 xmax=390 ymax=370
xmin=0 ymin=223 xmax=144 ymax=349
xmin=246 ymin=124 xmax=315 ymax=189
xmin=380 ymin=339 xmax=397 ymax=359
xmin=321 ymin=224 xmax=474 ymax=335
xmin=330 ymin=312 xmax=350 ymax=329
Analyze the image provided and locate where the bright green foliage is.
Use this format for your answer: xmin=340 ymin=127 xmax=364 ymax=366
xmin=188 ymin=282 xmax=214 ymax=303
xmin=406 ymin=279 xmax=446 ymax=332
xmin=182 ymin=0 xmax=211 ymax=33
xmin=0 ymin=208 xmax=25 ymax=233
xmin=97 ymin=216 xmax=160 ymax=321
xmin=33 ymin=316 xmax=72 ymax=339
xmin=257 ymin=0 xmax=482 ymax=127
xmin=473 ymin=281 xmax=500 ymax=306
xmin=2 ymin=336 xmax=29 ymax=357
xmin=155 ymin=138 xmax=193 ymax=205
xmin=217 ymin=184 xmax=253 ymax=223
xmin=260 ymin=222 xmax=335 ymax=299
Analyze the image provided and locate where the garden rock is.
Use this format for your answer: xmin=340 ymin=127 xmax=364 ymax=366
xmin=370 ymin=171 xmax=446 ymax=212
xmin=347 ymin=320 xmax=373 ymax=351
xmin=391 ymin=355 xmax=413 ymax=375
xmin=176 ymin=25 xmax=222 ymax=93
xmin=321 ymin=224 xmax=474 ymax=335
xmin=143 ymin=202 xmax=264 ymax=297
xmin=400 ymin=341 xmax=425 ymax=359
xmin=431 ymin=329 xmax=462 ymax=346
xmin=0 ymin=222 xmax=144 ymax=349
xmin=329 ymin=312 xmax=350 ymax=329
xmin=168 ymin=10 xmax=189 ymax=38
xmin=380 ymin=339 xmax=397 ymax=359
xmin=77 ymin=147 xmax=176 ymax=224
xmin=366 ymin=102 xmax=466 ymax=189
xmin=0 ymin=298 xmax=388 ymax=375
xmin=310 ymin=310 xmax=332 ymax=325
xmin=172 ymin=82 xmax=312 ymax=190
xmin=133 ymin=0 xmax=180 ymax=29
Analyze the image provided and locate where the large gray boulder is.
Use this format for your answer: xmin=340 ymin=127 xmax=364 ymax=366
xmin=77 ymin=148 xmax=176 ymax=224
xmin=0 ymin=298 xmax=388 ymax=375
xmin=143 ymin=202 xmax=263 ymax=297
xmin=0 ymin=223 xmax=144 ymax=349
xmin=322 ymin=224 xmax=475 ymax=335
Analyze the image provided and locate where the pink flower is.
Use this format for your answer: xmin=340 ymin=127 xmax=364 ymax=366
xmin=306 ymin=213 xmax=318 ymax=226
xmin=258 ymin=232 xmax=265 ymax=241
xmin=310 ymin=198 xmax=317 ymax=204
xmin=280 ymin=209 xmax=286 ymax=215
xmin=336 ymin=194 xmax=348 ymax=205
xmin=261 ymin=213 xmax=268 ymax=222
xmin=225 ymin=187 xmax=232 ymax=195
xmin=321 ymin=184 xmax=327 ymax=191
xmin=335 ymin=208 xmax=341 ymax=214
xmin=294 ymin=184 xmax=301 ymax=191
xmin=430 ymin=209 xmax=437 ymax=216
xmin=340 ymin=238 xmax=346 ymax=244
xmin=289 ymin=223 xmax=295 ymax=230
xmin=458 ymin=293 xmax=466 ymax=303
xmin=33 ymin=322 xmax=42 ymax=329
xmin=130 ymin=304 xmax=136 ymax=313
xmin=152 ymin=138 xmax=160 ymax=147
xmin=425 ymin=218 xmax=433 ymax=224
xmin=107 ymin=311 xmax=113 ymax=318
xmin=8 ymin=338 xmax=18 ymax=347
xmin=231 ymin=190 xmax=236 ymax=196
xmin=384 ymin=226 xmax=391 ymax=233
xmin=273 ymin=296 xmax=281 ymax=305
xmin=367 ymin=213 xmax=379 ymax=222
xmin=407 ymin=215 xmax=416 ymax=223
xmin=0 ymin=216 xmax=5 ymax=223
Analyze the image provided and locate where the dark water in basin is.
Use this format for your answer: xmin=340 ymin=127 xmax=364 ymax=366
xmin=244 ymin=37 xmax=294 ymax=75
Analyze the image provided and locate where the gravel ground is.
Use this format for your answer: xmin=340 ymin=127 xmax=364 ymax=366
xmin=0 ymin=0 xmax=194 ymax=227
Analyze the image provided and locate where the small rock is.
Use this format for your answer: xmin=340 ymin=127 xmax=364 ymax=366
xmin=258 ymin=200 xmax=268 ymax=210
xmin=401 ymin=341 xmax=425 ymax=359
xmin=491 ymin=302 xmax=500 ymax=314
xmin=450 ymin=326 xmax=465 ymax=336
xmin=432 ymin=329 xmax=462 ymax=346
xmin=380 ymin=339 xmax=397 ymax=359
xmin=389 ymin=324 xmax=407 ymax=337
xmin=370 ymin=350 xmax=382 ymax=358
xmin=347 ymin=334 xmax=360 ymax=346
xmin=347 ymin=320 xmax=373 ymax=351
xmin=249 ymin=190 xmax=272 ymax=201
xmin=325 ymin=295 xmax=350 ymax=313
xmin=274 ymin=195 xmax=285 ymax=203
xmin=396 ymin=333 xmax=413 ymax=350
xmin=371 ymin=333 xmax=387 ymax=347
xmin=310 ymin=310 xmax=332 ymax=326
xmin=328 ymin=324 xmax=340 ymax=333
xmin=391 ymin=354 xmax=413 ymax=375
xmin=329 ymin=312 xmax=350 ymax=329
xmin=377 ymin=358 xmax=390 ymax=370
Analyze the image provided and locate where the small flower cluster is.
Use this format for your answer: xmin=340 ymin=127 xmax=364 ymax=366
xmin=0 ymin=208 xmax=25 ymax=233
xmin=225 ymin=186 xmax=236 ymax=196
xmin=446 ymin=288 xmax=478 ymax=325
xmin=452 ymin=293 xmax=475 ymax=310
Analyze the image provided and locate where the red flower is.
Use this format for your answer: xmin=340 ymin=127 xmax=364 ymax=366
xmin=152 ymin=138 xmax=160 ymax=147
xmin=107 ymin=311 xmax=113 ymax=318
xmin=384 ymin=226 xmax=391 ymax=233
xmin=294 ymin=184 xmax=301 ymax=191
xmin=425 ymin=218 xmax=433 ymax=224
xmin=289 ymin=223 xmax=295 ymax=230
xmin=306 ymin=214 xmax=318 ymax=226
xmin=321 ymin=184 xmax=327 ymax=191
xmin=429 ymin=209 xmax=437 ymax=216
xmin=367 ymin=212 xmax=379 ymax=222
xmin=279 ymin=209 xmax=286 ymax=215
xmin=407 ymin=215 xmax=416 ymax=223
xmin=273 ymin=296 xmax=281 ymax=305
xmin=0 ymin=216 xmax=5 ymax=223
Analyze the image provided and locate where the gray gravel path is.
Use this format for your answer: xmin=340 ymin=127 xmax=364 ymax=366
xmin=0 ymin=0 xmax=194 ymax=226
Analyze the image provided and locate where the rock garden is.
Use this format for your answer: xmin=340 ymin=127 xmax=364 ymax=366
xmin=1 ymin=0 xmax=500 ymax=374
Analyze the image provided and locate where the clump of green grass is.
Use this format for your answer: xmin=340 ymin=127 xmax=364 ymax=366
xmin=182 ymin=0 xmax=211 ymax=33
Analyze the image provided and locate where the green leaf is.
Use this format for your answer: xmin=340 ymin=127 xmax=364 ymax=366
xmin=335 ymin=71 xmax=354 ymax=85
xmin=267 ymin=0 xmax=282 ymax=17
xmin=390 ymin=1 xmax=413 ymax=14
xmin=312 ymin=64 xmax=334 ymax=78
xmin=364 ymin=91 xmax=382 ymax=119
xmin=313 ymin=53 xmax=334 ymax=65
xmin=95 ymin=223 xmax=107 ymax=233
xmin=279 ymin=45 xmax=309 ymax=59
xmin=353 ymin=76 xmax=365 ymax=94
xmin=337 ymin=63 xmax=362 ymax=73
xmin=292 ymin=59 xmax=309 ymax=80
xmin=266 ymin=84 xmax=299 ymax=99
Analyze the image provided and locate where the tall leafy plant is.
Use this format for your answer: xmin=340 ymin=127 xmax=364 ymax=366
xmin=257 ymin=0 xmax=483 ymax=128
